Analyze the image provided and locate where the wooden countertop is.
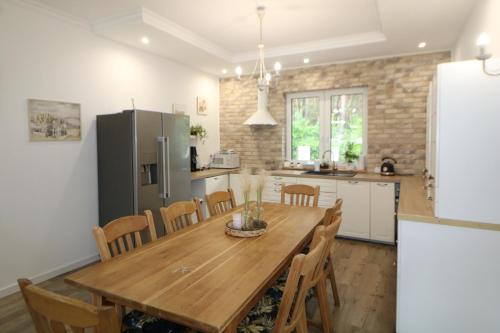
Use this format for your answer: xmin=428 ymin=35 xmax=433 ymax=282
xmin=269 ymin=169 xmax=401 ymax=183
xmin=397 ymin=176 xmax=434 ymax=221
xmin=191 ymin=168 xmax=239 ymax=180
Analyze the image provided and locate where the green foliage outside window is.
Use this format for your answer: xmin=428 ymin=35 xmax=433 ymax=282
xmin=290 ymin=92 xmax=364 ymax=163
xmin=291 ymin=97 xmax=320 ymax=160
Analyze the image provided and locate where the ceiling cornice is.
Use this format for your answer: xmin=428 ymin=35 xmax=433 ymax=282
xmin=92 ymin=7 xmax=234 ymax=62
xmin=6 ymin=0 xmax=89 ymax=29
xmin=90 ymin=6 xmax=388 ymax=65
xmin=232 ymin=31 xmax=387 ymax=63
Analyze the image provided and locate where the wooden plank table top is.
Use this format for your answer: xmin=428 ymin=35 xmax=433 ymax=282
xmin=65 ymin=203 xmax=326 ymax=333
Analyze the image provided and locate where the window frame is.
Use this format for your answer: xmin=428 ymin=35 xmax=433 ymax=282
xmin=286 ymin=87 xmax=368 ymax=163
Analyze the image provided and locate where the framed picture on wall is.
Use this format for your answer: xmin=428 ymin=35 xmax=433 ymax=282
xmin=28 ymin=99 xmax=81 ymax=141
xmin=197 ymin=96 xmax=208 ymax=115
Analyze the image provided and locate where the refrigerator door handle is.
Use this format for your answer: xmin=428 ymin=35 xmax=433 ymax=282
xmin=165 ymin=136 xmax=171 ymax=198
xmin=157 ymin=136 xmax=167 ymax=199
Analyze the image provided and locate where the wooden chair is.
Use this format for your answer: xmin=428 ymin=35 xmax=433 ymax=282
xmin=273 ymin=233 xmax=327 ymax=333
xmin=310 ymin=212 xmax=343 ymax=333
xmin=160 ymin=198 xmax=203 ymax=234
xmin=281 ymin=184 xmax=320 ymax=208
xmin=18 ymin=278 xmax=120 ymax=333
xmin=205 ymin=188 xmax=237 ymax=217
xmin=92 ymin=211 xmax=157 ymax=262
xmin=322 ymin=198 xmax=343 ymax=225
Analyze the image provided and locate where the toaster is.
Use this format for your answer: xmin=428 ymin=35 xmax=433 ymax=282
xmin=210 ymin=150 xmax=240 ymax=169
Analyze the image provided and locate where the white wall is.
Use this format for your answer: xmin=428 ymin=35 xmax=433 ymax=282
xmin=454 ymin=0 xmax=500 ymax=60
xmin=0 ymin=0 xmax=220 ymax=296
xmin=397 ymin=220 xmax=500 ymax=333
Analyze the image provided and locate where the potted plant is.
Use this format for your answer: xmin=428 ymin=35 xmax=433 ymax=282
xmin=190 ymin=125 xmax=208 ymax=141
xmin=344 ymin=142 xmax=360 ymax=169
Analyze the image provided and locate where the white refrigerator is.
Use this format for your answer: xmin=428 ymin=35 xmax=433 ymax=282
xmin=429 ymin=60 xmax=500 ymax=224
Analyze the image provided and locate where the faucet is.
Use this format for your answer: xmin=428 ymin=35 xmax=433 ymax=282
xmin=321 ymin=150 xmax=337 ymax=170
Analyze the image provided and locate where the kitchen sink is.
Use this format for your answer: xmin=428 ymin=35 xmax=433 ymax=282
xmin=302 ymin=170 xmax=357 ymax=177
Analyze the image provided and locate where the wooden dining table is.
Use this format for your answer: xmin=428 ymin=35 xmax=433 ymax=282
xmin=65 ymin=202 xmax=326 ymax=333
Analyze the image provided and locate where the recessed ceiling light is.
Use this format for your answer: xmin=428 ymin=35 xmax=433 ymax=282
xmin=141 ymin=37 xmax=150 ymax=45
xmin=303 ymin=58 xmax=310 ymax=64
xmin=221 ymin=68 xmax=227 ymax=74
xmin=418 ymin=42 xmax=427 ymax=48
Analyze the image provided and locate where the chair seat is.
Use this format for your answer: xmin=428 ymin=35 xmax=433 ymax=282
xmin=123 ymin=311 xmax=189 ymax=333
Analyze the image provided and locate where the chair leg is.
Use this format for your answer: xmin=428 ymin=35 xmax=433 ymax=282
xmin=296 ymin=309 xmax=308 ymax=333
xmin=316 ymin=277 xmax=332 ymax=333
xmin=327 ymin=257 xmax=341 ymax=307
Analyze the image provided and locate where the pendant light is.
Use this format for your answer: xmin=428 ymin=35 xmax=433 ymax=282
xmin=240 ymin=6 xmax=279 ymax=126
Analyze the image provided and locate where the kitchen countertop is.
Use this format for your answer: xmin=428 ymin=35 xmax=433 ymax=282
xmin=191 ymin=167 xmax=500 ymax=231
xmin=271 ymin=169 xmax=434 ymax=220
xmin=269 ymin=169 xmax=401 ymax=183
xmin=191 ymin=168 xmax=239 ymax=180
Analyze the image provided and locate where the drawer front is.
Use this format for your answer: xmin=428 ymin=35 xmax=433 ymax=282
xmin=296 ymin=177 xmax=337 ymax=193
xmin=205 ymin=175 xmax=229 ymax=194
xmin=317 ymin=191 xmax=337 ymax=208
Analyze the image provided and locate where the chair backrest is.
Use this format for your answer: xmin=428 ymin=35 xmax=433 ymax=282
xmin=205 ymin=189 xmax=237 ymax=217
xmin=18 ymin=278 xmax=120 ymax=333
xmin=322 ymin=198 xmax=343 ymax=226
xmin=281 ymin=184 xmax=320 ymax=207
xmin=93 ymin=211 xmax=157 ymax=262
xmin=273 ymin=230 xmax=327 ymax=333
xmin=160 ymin=198 xmax=203 ymax=234
xmin=312 ymin=215 xmax=342 ymax=281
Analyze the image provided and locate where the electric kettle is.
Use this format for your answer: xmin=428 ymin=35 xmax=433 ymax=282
xmin=380 ymin=157 xmax=397 ymax=176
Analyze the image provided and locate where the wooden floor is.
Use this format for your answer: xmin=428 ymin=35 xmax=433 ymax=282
xmin=0 ymin=239 xmax=396 ymax=333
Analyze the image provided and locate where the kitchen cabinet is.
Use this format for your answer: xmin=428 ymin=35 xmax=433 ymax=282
xmin=229 ymin=173 xmax=257 ymax=205
xmin=205 ymin=175 xmax=229 ymax=194
xmin=298 ymin=178 xmax=337 ymax=208
xmin=263 ymin=176 xmax=297 ymax=203
xmin=370 ymin=182 xmax=395 ymax=243
xmin=191 ymin=174 xmax=229 ymax=217
xmin=337 ymin=180 xmax=370 ymax=239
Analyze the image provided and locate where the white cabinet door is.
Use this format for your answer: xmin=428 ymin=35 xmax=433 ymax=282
xmin=229 ymin=173 xmax=257 ymax=205
xmin=337 ymin=180 xmax=370 ymax=239
xmin=297 ymin=178 xmax=337 ymax=208
xmin=263 ymin=176 xmax=296 ymax=203
xmin=205 ymin=175 xmax=229 ymax=194
xmin=229 ymin=174 xmax=243 ymax=205
xmin=370 ymin=182 xmax=395 ymax=244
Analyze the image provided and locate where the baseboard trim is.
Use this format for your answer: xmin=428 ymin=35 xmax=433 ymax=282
xmin=0 ymin=253 xmax=99 ymax=298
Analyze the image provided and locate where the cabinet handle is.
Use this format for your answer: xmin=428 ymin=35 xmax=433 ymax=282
xmin=348 ymin=181 xmax=359 ymax=185
xmin=377 ymin=183 xmax=388 ymax=187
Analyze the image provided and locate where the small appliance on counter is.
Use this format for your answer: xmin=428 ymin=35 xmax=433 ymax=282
xmin=210 ymin=150 xmax=240 ymax=169
xmin=380 ymin=157 xmax=397 ymax=176
xmin=190 ymin=146 xmax=200 ymax=171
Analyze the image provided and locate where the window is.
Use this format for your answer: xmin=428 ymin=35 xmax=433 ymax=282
xmin=286 ymin=88 xmax=367 ymax=163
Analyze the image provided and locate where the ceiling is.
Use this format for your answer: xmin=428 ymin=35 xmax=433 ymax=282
xmin=34 ymin=0 xmax=477 ymax=76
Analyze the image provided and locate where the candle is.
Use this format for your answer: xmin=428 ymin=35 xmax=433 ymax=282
xmin=232 ymin=213 xmax=242 ymax=230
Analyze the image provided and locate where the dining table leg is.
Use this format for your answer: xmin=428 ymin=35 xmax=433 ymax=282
xmin=91 ymin=293 xmax=103 ymax=306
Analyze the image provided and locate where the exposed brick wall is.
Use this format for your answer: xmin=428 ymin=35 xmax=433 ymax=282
xmin=219 ymin=52 xmax=450 ymax=174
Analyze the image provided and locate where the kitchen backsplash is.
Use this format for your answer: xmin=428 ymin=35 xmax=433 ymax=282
xmin=219 ymin=51 xmax=450 ymax=174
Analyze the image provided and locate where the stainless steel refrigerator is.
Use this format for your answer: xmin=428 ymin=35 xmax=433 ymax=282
xmin=96 ymin=110 xmax=191 ymax=236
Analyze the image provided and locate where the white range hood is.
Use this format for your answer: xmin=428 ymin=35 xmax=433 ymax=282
xmin=243 ymin=84 xmax=277 ymax=126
